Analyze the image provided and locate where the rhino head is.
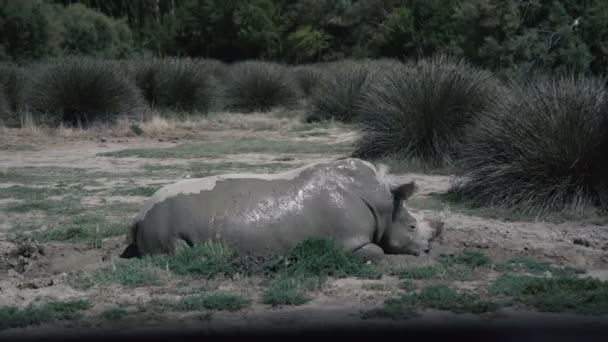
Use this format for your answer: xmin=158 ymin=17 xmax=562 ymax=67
xmin=379 ymin=181 xmax=441 ymax=256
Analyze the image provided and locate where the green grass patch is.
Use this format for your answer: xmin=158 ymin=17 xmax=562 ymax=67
xmin=0 ymin=299 xmax=92 ymax=331
xmin=361 ymin=293 xmax=419 ymax=320
xmin=159 ymin=293 xmax=251 ymax=312
xmin=99 ymin=138 xmax=353 ymax=159
xmin=261 ymin=238 xmax=381 ymax=306
xmin=101 ymin=307 xmax=129 ymax=321
xmin=13 ymin=215 xmax=129 ymax=244
xmin=94 ymin=260 xmax=165 ymax=288
xmin=494 ymin=257 xmax=584 ymax=277
xmin=148 ymin=241 xmax=237 ymax=278
xmin=261 ymin=274 xmax=324 ymax=306
xmin=488 ymin=274 xmax=608 ymax=315
xmin=417 ymin=284 xmax=499 ymax=314
xmin=398 ymin=249 xmax=492 ymax=281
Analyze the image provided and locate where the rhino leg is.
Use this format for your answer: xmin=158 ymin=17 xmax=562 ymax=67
xmin=353 ymin=243 xmax=385 ymax=263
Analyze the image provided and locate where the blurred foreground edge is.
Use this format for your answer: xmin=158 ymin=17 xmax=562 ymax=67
xmin=2 ymin=320 xmax=608 ymax=342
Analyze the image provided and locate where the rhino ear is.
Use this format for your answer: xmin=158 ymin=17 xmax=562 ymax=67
xmin=391 ymin=182 xmax=416 ymax=202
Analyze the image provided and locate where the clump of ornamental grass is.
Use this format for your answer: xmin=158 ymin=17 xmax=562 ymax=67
xmin=291 ymin=64 xmax=323 ymax=97
xmin=448 ymin=72 xmax=608 ymax=215
xmin=0 ymin=63 xmax=29 ymax=127
xmin=22 ymin=57 xmax=145 ymax=128
xmin=352 ymin=55 xmax=503 ymax=169
xmin=222 ymin=61 xmax=300 ymax=113
xmin=130 ymin=57 xmax=222 ymax=114
xmin=306 ymin=59 xmax=372 ymax=123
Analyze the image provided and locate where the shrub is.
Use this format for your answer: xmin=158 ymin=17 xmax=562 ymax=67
xmin=352 ymin=55 xmax=503 ymax=168
xmin=59 ymin=3 xmax=134 ymax=59
xmin=449 ymin=72 xmax=608 ymax=214
xmin=222 ymin=61 xmax=300 ymax=113
xmin=291 ymin=64 xmax=323 ymax=97
xmin=306 ymin=60 xmax=371 ymax=123
xmin=23 ymin=57 xmax=145 ymax=128
xmin=130 ymin=57 xmax=222 ymax=114
xmin=0 ymin=63 xmax=29 ymax=127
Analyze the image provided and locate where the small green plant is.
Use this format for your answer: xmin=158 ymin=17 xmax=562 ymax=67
xmin=222 ymin=61 xmax=300 ymax=113
xmin=101 ymin=307 xmax=129 ymax=321
xmin=23 ymin=57 xmax=145 ymax=128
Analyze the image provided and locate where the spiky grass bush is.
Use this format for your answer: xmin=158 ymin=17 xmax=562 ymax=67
xmin=222 ymin=61 xmax=300 ymax=113
xmin=352 ymin=55 xmax=503 ymax=168
xmin=291 ymin=64 xmax=323 ymax=97
xmin=449 ymin=73 xmax=608 ymax=214
xmin=23 ymin=57 xmax=144 ymax=128
xmin=130 ymin=57 xmax=222 ymax=114
xmin=306 ymin=60 xmax=372 ymax=123
xmin=0 ymin=63 xmax=29 ymax=127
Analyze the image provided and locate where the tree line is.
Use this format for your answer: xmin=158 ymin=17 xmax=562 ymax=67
xmin=2 ymin=0 xmax=607 ymax=75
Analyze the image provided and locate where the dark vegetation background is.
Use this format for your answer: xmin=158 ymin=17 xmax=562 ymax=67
xmin=1 ymin=0 xmax=608 ymax=219
xmin=1 ymin=0 xmax=606 ymax=76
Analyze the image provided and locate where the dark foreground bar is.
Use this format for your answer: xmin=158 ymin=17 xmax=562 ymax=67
xmin=2 ymin=320 xmax=608 ymax=342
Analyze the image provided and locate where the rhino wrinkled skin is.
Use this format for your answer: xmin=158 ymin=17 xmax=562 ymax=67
xmin=121 ymin=158 xmax=439 ymax=261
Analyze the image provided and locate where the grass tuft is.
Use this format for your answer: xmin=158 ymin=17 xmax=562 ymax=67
xmin=449 ymin=72 xmax=608 ymax=215
xmin=488 ymin=273 xmax=608 ymax=315
xmin=163 ymin=292 xmax=251 ymax=312
xmin=130 ymin=57 xmax=222 ymax=114
xmin=222 ymin=61 xmax=300 ymax=113
xmin=0 ymin=299 xmax=92 ymax=331
xmin=307 ymin=60 xmax=371 ymax=123
xmin=352 ymin=55 xmax=503 ymax=168
xmin=22 ymin=57 xmax=145 ymax=128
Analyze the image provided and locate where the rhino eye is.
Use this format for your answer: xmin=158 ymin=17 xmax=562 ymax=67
xmin=408 ymin=224 xmax=416 ymax=230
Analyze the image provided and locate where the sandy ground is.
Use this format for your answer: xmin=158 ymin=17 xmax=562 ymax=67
xmin=1 ymin=117 xmax=608 ymax=337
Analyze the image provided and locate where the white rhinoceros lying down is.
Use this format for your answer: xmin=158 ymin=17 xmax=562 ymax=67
xmin=121 ymin=158 xmax=441 ymax=261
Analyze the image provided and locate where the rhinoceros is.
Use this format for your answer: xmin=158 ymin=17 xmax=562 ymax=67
xmin=121 ymin=158 xmax=440 ymax=261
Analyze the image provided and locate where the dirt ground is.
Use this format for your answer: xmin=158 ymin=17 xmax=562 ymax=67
xmin=1 ymin=115 xmax=607 ymax=337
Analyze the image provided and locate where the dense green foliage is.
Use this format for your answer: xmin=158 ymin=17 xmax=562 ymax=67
xmin=352 ymin=55 xmax=503 ymax=167
xmin=2 ymin=0 xmax=607 ymax=77
xmin=23 ymin=58 xmax=145 ymax=128
xmin=449 ymin=73 xmax=608 ymax=214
